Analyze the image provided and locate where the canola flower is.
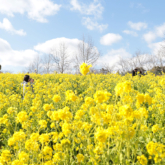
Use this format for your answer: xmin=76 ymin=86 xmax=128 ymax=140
xmin=0 ymin=71 xmax=165 ymax=164
xmin=80 ymin=63 xmax=92 ymax=75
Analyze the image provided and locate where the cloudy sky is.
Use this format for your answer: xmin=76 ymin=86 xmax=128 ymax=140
xmin=0 ymin=0 xmax=165 ymax=73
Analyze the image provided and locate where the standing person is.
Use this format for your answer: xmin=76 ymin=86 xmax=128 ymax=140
xmin=132 ymin=68 xmax=138 ymax=77
xmin=139 ymin=70 xmax=142 ymax=77
xmin=22 ymin=75 xmax=34 ymax=98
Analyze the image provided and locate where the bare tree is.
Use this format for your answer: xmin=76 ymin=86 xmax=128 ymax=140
xmin=117 ymin=51 xmax=153 ymax=74
xmin=156 ymin=49 xmax=165 ymax=71
xmin=74 ymin=35 xmax=100 ymax=67
xmin=24 ymin=55 xmax=43 ymax=74
xmin=102 ymin=63 xmax=115 ymax=73
xmin=42 ymin=54 xmax=54 ymax=74
xmin=51 ymin=42 xmax=70 ymax=73
xmin=144 ymin=54 xmax=157 ymax=70
xmin=127 ymin=50 xmax=149 ymax=71
xmin=160 ymin=38 xmax=165 ymax=53
xmin=117 ymin=56 xmax=132 ymax=74
xmin=132 ymin=51 xmax=145 ymax=68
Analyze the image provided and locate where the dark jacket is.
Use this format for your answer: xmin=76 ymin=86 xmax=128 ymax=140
xmin=132 ymin=70 xmax=137 ymax=76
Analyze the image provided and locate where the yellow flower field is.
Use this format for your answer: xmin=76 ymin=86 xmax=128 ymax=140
xmin=0 ymin=70 xmax=165 ymax=164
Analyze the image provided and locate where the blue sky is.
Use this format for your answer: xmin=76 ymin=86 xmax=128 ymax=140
xmin=0 ymin=0 xmax=165 ymax=73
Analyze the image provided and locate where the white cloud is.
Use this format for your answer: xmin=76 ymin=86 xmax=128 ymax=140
xmin=130 ymin=3 xmax=149 ymax=13
xmin=70 ymin=0 xmax=84 ymax=13
xmin=35 ymin=37 xmax=101 ymax=72
xmin=128 ymin=21 xmax=147 ymax=31
xmin=97 ymin=48 xmax=132 ymax=70
xmin=0 ymin=18 xmax=26 ymax=36
xmin=155 ymin=23 xmax=165 ymax=38
xmin=100 ymin=33 xmax=122 ymax=46
xmin=143 ymin=23 xmax=165 ymax=43
xmin=0 ymin=37 xmax=81 ymax=72
xmin=70 ymin=0 xmax=103 ymax=18
xmin=0 ymin=0 xmax=61 ymax=23
xmin=0 ymin=37 xmax=101 ymax=73
xmin=34 ymin=37 xmax=101 ymax=68
xmin=123 ymin=30 xmax=138 ymax=37
xmin=70 ymin=0 xmax=107 ymax=32
xmin=0 ymin=38 xmax=38 ymax=69
xmin=82 ymin=17 xmax=108 ymax=32
xmin=143 ymin=31 xmax=156 ymax=43
xmin=148 ymin=41 xmax=165 ymax=55
xmin=0 ymin=38 xmax=11 ymax=52
xmin=34 ymin=37 xmax=81 ymax=56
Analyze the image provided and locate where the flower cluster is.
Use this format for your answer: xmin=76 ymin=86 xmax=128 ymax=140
xmin=80 ymin=63 xmax=92 ymax=75
xmin=0 ymin=70 xmax=165 ymax=164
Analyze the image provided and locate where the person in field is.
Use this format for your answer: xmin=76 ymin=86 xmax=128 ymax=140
xmin=139 ymin=70 xmax=142 ymax=77
xmin=132 ymin=68 xmax=138 ymax=77
xmin=22 ymin=75 xmax=34 ymax=98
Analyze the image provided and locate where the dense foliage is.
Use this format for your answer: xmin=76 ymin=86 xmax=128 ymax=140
xmin=0 ymin=71 xmax=165 ymax=165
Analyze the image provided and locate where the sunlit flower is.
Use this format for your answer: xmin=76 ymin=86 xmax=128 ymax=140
xmin=80 ymin=63 xmax=92 ymax=75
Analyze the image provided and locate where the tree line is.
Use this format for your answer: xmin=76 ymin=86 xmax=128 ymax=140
xmin=24 ymin=36 xmax=100 ymax=74
xmin=24 ymin=35 xmax=165 ymax=75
